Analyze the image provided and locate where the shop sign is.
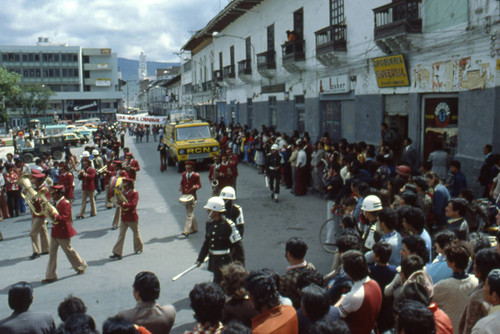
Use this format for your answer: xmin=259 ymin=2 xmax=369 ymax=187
xmin=373 ymin=54 xmax=409 ymax=87
xmin=497 ymin=59 xmax=500 ymax=71
xmin=97 ymin=63 xmax=109 ymax=70
xmin=319 ymin=75 xmax=350 ymax=94
xmin=261 ymin=83 xmax=286 ymax=94
xmin=95 ymin=78 xmax=111 ymax=87
xmin=100 ymin=48 xmax=111 ymax=55
xmin=74 ymin=101 xmax=98 ymax=111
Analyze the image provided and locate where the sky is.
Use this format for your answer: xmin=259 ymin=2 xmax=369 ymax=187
xmin=0 ymin=0 xmax=227 ymax=62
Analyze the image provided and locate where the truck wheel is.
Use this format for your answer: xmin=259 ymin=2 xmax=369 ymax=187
xmin=52 ymin=149 xmax=63 ymax=160
xmin=175 ymin=159 xmax=184 ymax=173
xmin=22 ymin=153 xmax=34 ymax=164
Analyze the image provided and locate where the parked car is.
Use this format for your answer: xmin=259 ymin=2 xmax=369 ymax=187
xmin=62 ymin=133 xmax=81 ymax=147
xmin=75 ymin=127 xmax=93 ymax=139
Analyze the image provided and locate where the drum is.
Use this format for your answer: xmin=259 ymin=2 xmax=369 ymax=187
xmin=108 ymin=176 xmax=124 ymax=199
xmin=179 ymin=194 xmax=194 ymax=205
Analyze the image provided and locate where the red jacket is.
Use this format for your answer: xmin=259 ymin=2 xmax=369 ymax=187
xmin=103 ymin=162 xmax=113 ymax=186
xmin=80 ymin=167 xmax=96 ymax=191
xmin=125 ymin=159 xmax=140 ymax=180
xmin=209 ymin=163 xmax=232 ymax=188
xmin=32 ymin=185 xmax=50 ymax=218
xmin=180 ymin=172 xmax=201 ymax=200
xmin=111 ymin=169 xmax=129 ymax=178
xmin=121 ymin=189 xmax=139 ymax=222
xmin=52 ymin=197 xmax=77 ymax=239
xmin=58 ymin=172 xmax=74 ymax=200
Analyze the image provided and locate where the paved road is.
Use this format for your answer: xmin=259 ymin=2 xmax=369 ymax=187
xmin=0 ymin=136 xmax=332 ymax=333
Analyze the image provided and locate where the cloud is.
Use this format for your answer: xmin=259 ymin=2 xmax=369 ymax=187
xmin=0 ymin=0 xmax=223 ymax=62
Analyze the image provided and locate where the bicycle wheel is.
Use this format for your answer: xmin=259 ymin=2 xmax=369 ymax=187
xmin=319 ymin=217 xmax=340 ymax=254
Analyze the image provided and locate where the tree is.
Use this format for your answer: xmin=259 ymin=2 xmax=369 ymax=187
xmin=11 ymin=83 xmax=54 ymax=123
xmin=0 ymin=67 xmax=21 ymax=122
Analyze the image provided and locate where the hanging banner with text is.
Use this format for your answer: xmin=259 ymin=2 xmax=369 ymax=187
xmin=116 ymin=113 xmax=169 ymax=125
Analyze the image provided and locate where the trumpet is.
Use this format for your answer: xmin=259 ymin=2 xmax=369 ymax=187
xmin=97 ymin=165 xmax=108 ymax=174
xmin=17 ymin=174 xmax=59 ymax=223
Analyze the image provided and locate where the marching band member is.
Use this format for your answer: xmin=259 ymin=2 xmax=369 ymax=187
xmin=124 ymin=152 xmax=140 ymax=181
xmin=57 ymin=163 xmax=74 ymax=204
xmin=29 ymin=172 xmax=50 ymax=260
xmin=179 ymin=161 xmax=201 ymax=238
xmin=226 ymin=147 xmax=238 ymax=191
xmin=42 ymin=185 xmax=87 ymax=283
xmin=109 ymin=177 xmax=143 ymax=260
xmin=195 ymin=197 xmax=241 ymax=283
xmin=76 ymin=157 xmax=97 ymax=219
xmin=219 ymin=186 xmax=245 ymax=265
xmin=266 ymin=143 xmax=284 ymax=203
xmin=110 ymin=160 xmax=129 ymax=230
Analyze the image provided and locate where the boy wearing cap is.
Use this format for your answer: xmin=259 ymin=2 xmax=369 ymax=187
xmin=42 ymin=185 xmax=87 ymax=283
xmin=110 ymin=177 xmax=143 ymax=260
xmin=76 ymin=158 xmax=97 ymax=219
xmin=179 ymin=161 xmax=201 ymax=237
xmin=29 ymin=173 xmax=51 ymax=260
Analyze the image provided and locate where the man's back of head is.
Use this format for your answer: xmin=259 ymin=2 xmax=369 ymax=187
xmin=58 ymin=295 xmax=87 ymax=322
xmin=133 ymin=271 xmax=160 ymax=302
xmin=286 ymin=237 xmax=308 ymax=261
xmin=245 ymin=270 xmax=280 ymax=312
xmin=8 ymin=282 xmax=33 ymax=313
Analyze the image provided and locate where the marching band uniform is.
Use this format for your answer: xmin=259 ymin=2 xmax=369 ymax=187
xmin=29 ymin=173 xmax=50 ymax=259
xmin=103 ymin=160 xmax=114 ymax=208
xmin=110 ymin=161 xmax=129 ymax=230
xmin=124 ymin=153 xmax=140 ymax=180
xmin=226 ymin=150 xmax=239 ymax=192
xmin=180 ymin=161 xmax=201 ymax=236
xmin=197 ymin=216 xmax=241 ymax=283
xmin=43 ymin=186 xmax=87 ymax=283
xmin=266 ymin=146 xmax=284 ymax=202
xmin=111 ymin=178 xmax=143 ymax=259
xmin=209 ymin=156 xmax=231 ymax=196
xmin=57 ymin=164 xmax=74 ymax=203
xmin=77 ymin=158 xmax=97 ymax=218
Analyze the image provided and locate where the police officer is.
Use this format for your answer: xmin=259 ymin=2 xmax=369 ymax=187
xmin=195 ymin=197 xmax=241 ymax=283
xmin=360 ymin=195 xmax=383 ymax=252
xmin=219 ymin=186 xmax=245 ymax=265
xmin=266 ymin=143 xmax=284 ymax=203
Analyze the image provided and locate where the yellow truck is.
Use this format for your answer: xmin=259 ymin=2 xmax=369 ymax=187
xmin=164 ymin=120 xmax=220 ymax=172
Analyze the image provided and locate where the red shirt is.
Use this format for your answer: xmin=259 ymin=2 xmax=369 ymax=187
xmin=125 ymin=159 xmax=140 ymax=180
xmin=52 ymin=197 xmax=77 ymax=239
xmin=252 ymin=304 xmax=298 ymax=334
xmin=58 ymin=172 xmax=74 ymax=200
xmin=4 ymin=172 xmax=19 ymax=191
xmin=180 ymin=172 xmax=201 ymax=200
xmin=121 ymin=189 xmax=139 ymax=222
xmin=428 ymin=303 xmax=453 ymax=334
xmin=80 ymin=167 xmax=96 ymax=191
xmin=209 ymin=163 xmax=231 ymax=188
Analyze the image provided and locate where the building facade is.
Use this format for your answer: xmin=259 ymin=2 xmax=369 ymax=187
xmin=180 ymin=0 xmax=500 ymax=183
xmin=0 ymin=37 xmax=123 ymax=126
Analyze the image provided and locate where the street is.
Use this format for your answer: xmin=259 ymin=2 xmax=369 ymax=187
xmin=0 ymin=136 xmax=331 ymax=333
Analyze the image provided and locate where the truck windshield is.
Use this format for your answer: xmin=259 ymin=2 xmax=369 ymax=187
xmin=176 ymin=126 xmax=211 ymax=140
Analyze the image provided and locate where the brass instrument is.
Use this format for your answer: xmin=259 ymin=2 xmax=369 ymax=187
xmin=97 ymin=165 xmax=108 ymax=174
xmin=17 ymin=174 xmax=59 ymax=223
xmin=211 ymin=164 xmax=220 ymax=191
xmin=122 ymin=159 xmax=131 ymax=170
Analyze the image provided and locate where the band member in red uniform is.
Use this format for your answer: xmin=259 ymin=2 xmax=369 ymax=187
xmin=29 ymin=172 xmax=50 ymax=260
xmin=42 ymin=185 xmax=87 ymax=283
xmin=226 ymin=147 xmax=239 ymax=191
xmin=77 ymin=158 xmax=96 ymax=219
xmin=57 ymin=163 xmax=74 ymax=203
xmin=109 ymin=160 xmax=129 ymax=230
xmin=109 ymin=177 xmax=143 ymax=260
xmin=124 ymin=153 xmax=140 ymax=181
xmin=209 ymin=155 xmax=230 ymax=196
xmin=102 ymin=159 xmax=115 ymax=209
xmin=179 ymin=161 xmax=201 ymax=237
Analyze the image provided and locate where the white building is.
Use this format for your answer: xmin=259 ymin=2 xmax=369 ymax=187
xmin=0 ymin=37 xmax=123 ymax=126
xmin=180 ymin=0 xmax=500 ymax=180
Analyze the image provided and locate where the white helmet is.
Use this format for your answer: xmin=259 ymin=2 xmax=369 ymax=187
xmin=361 ymin=195 xmax=383 ymax=212
xmin=220 ymin=186 xmax=236 ymax=200
xmin=81 ymin=151 xmax=90 ymax=158
xmin=204 ymin=197 xmax=226 ymax=212
xmin=92 ymin=149 xmax=99 ymax=156
xmin=271 ymin=144 xmax=279 ymax=150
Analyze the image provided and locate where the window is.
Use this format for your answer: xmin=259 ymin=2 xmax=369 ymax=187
xmin=246 ymin=37 xmax=252 ymax=61
xmin=61 ymin=54 xmax=67 ymax=62
xmin=267 ymin=24 xmax=275 ymax=51
xmin=247 ymin=98 xmax=253 ymax=128
xmin=230 ymin=45 xmax=235 ymax=66
xmin=84 ymin=85 xmax=91 ymax=91
xmin=54 ymin=54 xmax=59 ymax=62
xmin=62 ymin=69 xmax=68 ymax=77
xmin=1 ymin=54 xmax=7 ymax=62
xmin=35 ymin=69 xmax=41 ymax=77
xmin=34 ymin=54 xmax=40 ymax=61
xmin=22 ymin=54 xmax=28 ymax=62
xmin=331 ymin=0 xmax=344 ymax=25
xmin=293 ymin=8 xmax=304 ymax=39
xmin=295 ymin=95 xmax=305 ymax=134
xmin=269 ymin=96 xmax=277 ymax=127
xmin=83 ymin=55 xmax=89 ymax=63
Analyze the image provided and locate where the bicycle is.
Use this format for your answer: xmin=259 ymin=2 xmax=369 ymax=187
xmin=319 ymin=204 xmax=343 ymax=253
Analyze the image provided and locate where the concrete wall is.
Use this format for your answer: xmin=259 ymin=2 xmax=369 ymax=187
xmin=354 ymin=95 xmax=383 ymax=146
xmin=424 ymin=0 xmax=468 ymax=32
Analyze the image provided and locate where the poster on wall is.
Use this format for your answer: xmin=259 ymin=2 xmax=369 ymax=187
xmin=373 ymin=54 xmax=410 ymax=87
xmin=423 ymin=97 xmax=458 ymax=160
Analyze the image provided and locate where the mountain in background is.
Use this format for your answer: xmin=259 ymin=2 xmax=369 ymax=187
xmin=118 ymin=57 xmax=180 ymax=82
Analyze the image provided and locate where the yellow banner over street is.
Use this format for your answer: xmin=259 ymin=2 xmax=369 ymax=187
xmin=373 ymin=54 xmax=409 ymax=88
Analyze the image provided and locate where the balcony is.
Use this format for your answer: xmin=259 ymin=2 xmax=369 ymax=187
xmin=237 ymin=59 xmax=252 ymax=82
xmin=373 ymin=0 xmax=422 ymax=53
xmin=281 ymin=39 xmax=306 ymax=73
xmin=213 ymin=70 xmax=223 ymax=82
xmin=257 ymin=50 xmax=276 ymax=78
xmin=315 ymin=24 xmax=347 ymax=67
xmin=223 ymin=65 xmax=236 ymax=85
